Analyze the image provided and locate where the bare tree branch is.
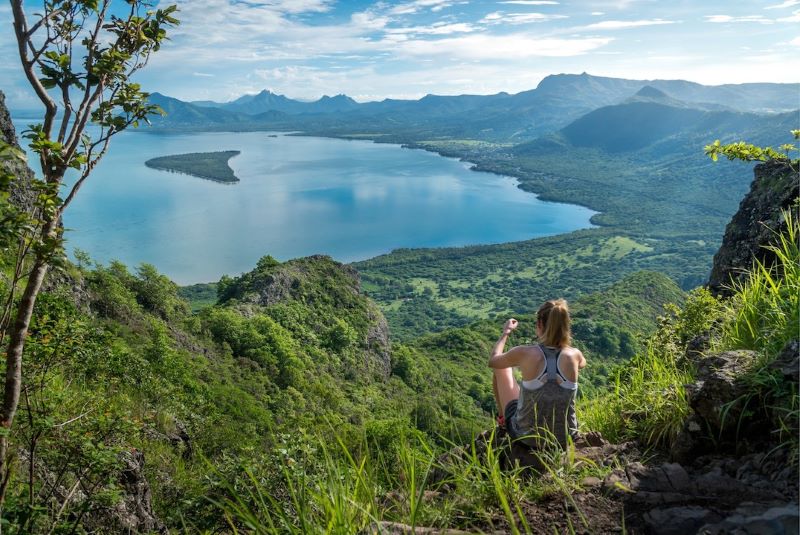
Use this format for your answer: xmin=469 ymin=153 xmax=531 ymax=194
xmin=10 ymin=1 xmax=58 ymax=155
xmin=25 ymin=8 xmax=64 ymax=38
xmin=64 ymin=1 xmax=110 ymax=152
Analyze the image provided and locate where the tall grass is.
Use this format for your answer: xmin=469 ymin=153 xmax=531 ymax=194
xmin=581 ymin=208 xmax=799 ymax=453
xmin=722 ymin=209 xmax=799 ymax=356
xmin=213 ymin=434 xmax=381 ymax=534
xmin=213 ymin=425 xmax=613 ymax=534
xmin=720 ymin=208 xmax=799 ymax=458
xmin=579 ymin=342 xmax=692 ymax=449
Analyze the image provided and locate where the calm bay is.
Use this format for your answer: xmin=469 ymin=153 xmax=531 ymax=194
xmin=12 ymin=125 xmax=596 ymax=284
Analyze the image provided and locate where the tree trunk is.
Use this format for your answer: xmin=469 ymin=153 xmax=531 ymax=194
xmin=0 ymin=217 xmax=58 ymax=507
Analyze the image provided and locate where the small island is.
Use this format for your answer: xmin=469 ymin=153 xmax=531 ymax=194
xmin=145 ymin=150 xmax=241 ymax=183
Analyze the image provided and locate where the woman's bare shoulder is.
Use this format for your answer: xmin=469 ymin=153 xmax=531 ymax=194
xmin=560 ymin=346 xmax=585 ymax=360
xmin=517 ymin=344 xmax=544 ymax=356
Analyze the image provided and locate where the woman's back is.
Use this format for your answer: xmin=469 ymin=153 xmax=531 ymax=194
xmin=488 ymin=299 xmax=586 ymax=449
xmin=513 ymin=344 xmax=578 ymax=448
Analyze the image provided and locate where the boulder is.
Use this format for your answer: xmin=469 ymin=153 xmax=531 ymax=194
xmin=770 ymin=339 xmax=799 ymax=383
xmin=688 ymin=350 xmax=755 ymax=430
xmin=643 ymin=506 xmax=720 ymax=535
xmin=81 ymin=449 xmax=166 ymax=534
xmin=673 ymin=349 xmax=758 ymax=460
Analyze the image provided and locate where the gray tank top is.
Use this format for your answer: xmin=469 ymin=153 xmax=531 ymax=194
xmin=511 ymin=344 xmax=578 ymax=448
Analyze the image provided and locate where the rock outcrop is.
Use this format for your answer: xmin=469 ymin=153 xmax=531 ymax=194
xmin=673 ymin=337 xmax=799 ymax=464
xmin=223 ymin=254 xmax=393 ymax=378
xmin=83 ymin=450 xmax=167 ymax=534
xmin=603 ymin=450 xmax=799 ymax=535
xmin=708 ymin=159 xmax=799 ymax=296
xmin=0 ymin=90 xmax=35 ymax=210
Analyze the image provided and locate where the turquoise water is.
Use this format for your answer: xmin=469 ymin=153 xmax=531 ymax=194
xmin=12 ymin=126 xmax=596 ymax=284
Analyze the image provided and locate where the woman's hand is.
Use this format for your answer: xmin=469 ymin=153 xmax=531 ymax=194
xmin=503 ymin=318 xmax=518 ymax=336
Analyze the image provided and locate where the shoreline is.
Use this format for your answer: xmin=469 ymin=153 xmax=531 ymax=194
xmin=123 ymin=127 xmax=606 ymax=286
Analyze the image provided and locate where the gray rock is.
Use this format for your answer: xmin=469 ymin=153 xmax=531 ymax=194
xmin=674 ymin=350 xmax=758 ymax=460
xmin=699 ymin=503 xmax=800 ymax=535
xmin=82 ymin=449 xmax=167 ymax=534
xmin=580 ymin=476 xmax=602 ymax=488
xmin=0 ymin=90 xmax=36 ymax=211
xmin=644 ymin=506 xmax=720 ymax=535
xmin=366 ymin=303 xmax=392 ymax=378
xmin=770 ymin=340 xmax=799 ymax=383
xmin=625 ymin=462 xmax=692 ymax=493
xmin=708 ymin=159 xmax=799 ymax=297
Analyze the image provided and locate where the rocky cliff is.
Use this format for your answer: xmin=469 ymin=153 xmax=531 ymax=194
xmin=0 ymin=90 xmax=35 ymax=210
xmin=708 ymin=159 xmax=799 ymax=296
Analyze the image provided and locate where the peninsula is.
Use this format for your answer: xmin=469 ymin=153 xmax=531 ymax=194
xmin=145 ymin=150 xmax=241 ymax=183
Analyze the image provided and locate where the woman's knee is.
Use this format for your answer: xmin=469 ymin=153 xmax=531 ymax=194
xmin=493 ymin=368 xmax=519 ymax=406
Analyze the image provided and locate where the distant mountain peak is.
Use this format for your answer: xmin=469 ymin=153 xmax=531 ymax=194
xmin=318 ymin=94 xmax=355 ymax=102
xmin=635 ymin=85 xmax=669 ymax=99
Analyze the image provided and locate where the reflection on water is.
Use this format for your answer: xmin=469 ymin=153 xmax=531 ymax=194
xmin=13 ymin=126 xmax=596 ymax=284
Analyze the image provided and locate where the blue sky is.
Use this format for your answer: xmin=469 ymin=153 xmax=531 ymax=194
xmin=2 ymin=0 xmax=799 ymax=107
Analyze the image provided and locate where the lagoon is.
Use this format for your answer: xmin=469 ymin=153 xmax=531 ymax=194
xmin=13 ymin=126 xmax=596 ymax=284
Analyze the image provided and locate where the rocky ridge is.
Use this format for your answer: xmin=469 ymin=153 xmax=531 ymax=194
xmin=708 ymin=159 xmax=799 ymax=297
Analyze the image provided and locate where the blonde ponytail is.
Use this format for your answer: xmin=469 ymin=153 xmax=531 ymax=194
xmin=537 ymin=299 xmax=571 ymax=348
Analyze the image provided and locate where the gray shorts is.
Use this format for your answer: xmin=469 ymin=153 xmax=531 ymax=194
xmin=504 ymin=399 xmax=525 ymax=442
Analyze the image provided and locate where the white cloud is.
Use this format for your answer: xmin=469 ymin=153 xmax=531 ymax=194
xmin=480 ymin=11 xmax=567 ymax=24
xmin=777 ymin=9 xmax=800 ymax=21
xmin=704 ymin=14 xmax=772 ymax=23
xmin=256 ymin=0 xmax=333 ymax=14
xmin=392 ymin=34 xmax=612 ymax=59
xmin=350 ymin=11 xmax=390 ymax=31
xmin=790 ymin=36 xmax=800 ymax=46
xmin=236 ymin=63 xmax=556 ymax=102
xmin=150 ymin=0 xmax=390 ymax=65
xmin=385 ymin=22 xmax=477 ymax=35
xmin=765 ymin=0 xmax=800 ymax=9
xmin=388 ymin=0 xmax=454 ymax=15
xmin=591 ymin=11 xmax=605 ymax=16
xmin=498 ymin=1 xmax=560 ymax=5
xmin=583 ymin=18 xmax=676 ymax=29
xmin=192 ymin=72 xmax=215 ymax=77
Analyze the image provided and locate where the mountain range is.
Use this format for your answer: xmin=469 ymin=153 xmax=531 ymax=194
xmin=147 ymin=73 xmax=799 ymax=142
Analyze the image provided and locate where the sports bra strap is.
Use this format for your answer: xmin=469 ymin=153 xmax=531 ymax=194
xmin=539 ymin=344 xmax=568 ymax=383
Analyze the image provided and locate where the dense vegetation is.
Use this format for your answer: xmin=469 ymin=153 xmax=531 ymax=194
xmin=8 ymin=201 xmax=782 ymax=534
xmin=0 ymin=239 xmax=689 ymax=532
xmin=356 ymin=230 xmax=701 ymax=340
xmin=145 ymin=150 xmax=241 ymax=183
xmin=353 ymin=103 xmax=794 ymax=337
xmin=210 ymin=204 xmax=799 ymax=535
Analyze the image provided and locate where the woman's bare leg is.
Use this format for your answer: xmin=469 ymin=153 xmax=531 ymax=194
xmin=493 ymin=367 xmax=519 ymax=415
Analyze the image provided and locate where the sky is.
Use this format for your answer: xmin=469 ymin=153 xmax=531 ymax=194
xmin=1 ymin=0 xmax=799 ymax=108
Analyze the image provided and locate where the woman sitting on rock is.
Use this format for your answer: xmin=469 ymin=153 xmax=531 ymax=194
xmin=489 ymin=299 xmax=586 ymax=448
